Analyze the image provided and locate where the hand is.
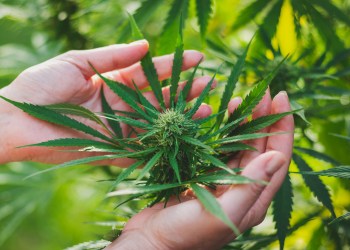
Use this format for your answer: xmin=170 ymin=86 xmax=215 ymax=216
xmin=0 ymin=40 xmax=211 ymax=164
xmin=105 ymin=90 xmax=294 ymax=250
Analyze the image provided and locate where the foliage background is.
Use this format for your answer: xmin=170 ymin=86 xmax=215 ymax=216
xmin=0 ymin=0 xmax=349 ymax=249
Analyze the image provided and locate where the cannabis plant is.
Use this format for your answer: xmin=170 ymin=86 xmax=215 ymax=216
xmin=0 ymin=17 xmax=296 ymax=236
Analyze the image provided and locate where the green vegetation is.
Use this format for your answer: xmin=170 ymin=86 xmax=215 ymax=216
xmin=0 ymin=0 xmax=349 ymax=249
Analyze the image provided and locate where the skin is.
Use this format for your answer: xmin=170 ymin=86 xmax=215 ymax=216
xmin=0 ymin=40 xmax=294 ymax=249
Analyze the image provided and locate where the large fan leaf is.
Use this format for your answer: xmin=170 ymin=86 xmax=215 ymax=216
xmin=272 ymin=173 xmax=293 ymax=250
xmin=293 ymin=153 xmax=336 ymax=217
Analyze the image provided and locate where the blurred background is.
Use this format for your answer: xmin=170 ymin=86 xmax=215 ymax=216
xmin=0 ymin=0 xmax=349 ymax=249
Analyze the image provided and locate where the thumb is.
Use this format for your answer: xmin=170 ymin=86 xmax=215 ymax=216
xmin=56 ymin=40 xmax=149 ymax=78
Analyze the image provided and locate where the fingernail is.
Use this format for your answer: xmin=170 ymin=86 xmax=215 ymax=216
xmin=279 ymin=91 xmax=288 ymax=96
xmin=266 ymin=154 xmax=285 ymax=176
xmin=130 ymin=39 xmax=148 ymax=45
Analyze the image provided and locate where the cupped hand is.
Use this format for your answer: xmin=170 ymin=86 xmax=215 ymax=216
xmin=105 ymin=90 xmax=294 ymax=250
xmin=0 ymin=40 xmax=212 ymax=164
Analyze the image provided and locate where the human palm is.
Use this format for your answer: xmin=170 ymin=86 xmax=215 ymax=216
xmin=106 ymin=90 xmax=294 ymax=250
xmin=0 ymin=41 xmax=208 ymax=164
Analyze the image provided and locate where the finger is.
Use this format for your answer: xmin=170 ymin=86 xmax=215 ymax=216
xmin=56 ymin=40 xmax=149 ymax=79
xmin=238 ymin=89 xmax=272 ymax=167
xmin=238 ymin=152 xmax=290 ymax=231
xmin=143 ymin=76 xmax=216 ymax=110
xmin=228 ymin=97 xmax=243 ymax=115
xmin=117 ymin=50 xmax=204 ymax=89
xmin=193 ymin=104 xmax=212 ymax=119
xmin=218 ymin=151 xmax=286 ymax=227
xmin=265 ymin=91 xmax=294 ymax=158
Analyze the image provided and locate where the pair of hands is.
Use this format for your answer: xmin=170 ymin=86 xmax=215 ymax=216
xmin=0 ymin=40 xmax=294 ymax=249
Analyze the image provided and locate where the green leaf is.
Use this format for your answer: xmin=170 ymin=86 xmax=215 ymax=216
xmin=186 ymin=72 xmax=216 ymax=118
xmin=19 ymin=138 xmax=117 ymax=149
xmin=216 ymin=143 xmax=257 ymax=152
xmin=132 ymin=82 xmax=159 ymax=118
xmin=128 ymin=13 xmax=144 ymax=40
xmin=25 ymin=154 xmax=122 ymax=179
xmin=330 ymin=133 xmax=350 ymax=141
xmin=290 ymin=100 xmax=310 ymax=125
xmin=200 ymin=153 xmax=235 ymax=175
xmin=100 ymin=89 xmax=123 ymax=138
xmin=90 ymin=65 xmax=152 ymax=122
xmin=294 ymin=146 xmax=340 ymax=166
xmin=107 ymin=183 xmax=181 ymax=197
xmin=228 ymin=57 xmax=287 ymax=124
xmin=233 ymin=110 xmax=298 ymax=134
xmin=329 ymin=212 xmax=350 ymax=225
xmin=272 ymin=173 xmax=293 ymax=250
xmin=129 ymin=13 xmax=165 ymax=109
xmin=296 ymin=166 xmax=350 ymax=179
xmin=293 ymin=154 xmax=336 ymax=217
xmin=101 ymin=114 xmax=151 ymax=130
xmin=169 ymin=15 xmax=184 ymax=107
xmin=195 ymin=0 xmax=213 ymax=39
xmin=46 ymin=103 xmax=109 ymax=131
xmin=231 ymin=0 xmax=270 ymax=31
xmin=158 ymin=0 xmax=189 ymax=54
xmin=216 ymin=40 xmax=251 ymax=126
xmin=169 ymin=152 xmax=181 ymax=183
xmin=181 ymin=136 xmax=213 ymax=152
xmin=190 ymin=183 xmax=240 ymax=236
xmin=193 ymin=173 xmax=257 ymax=185
xmin=0 ymin=96 xmax=112 ymax=142
xmin=208 ymin=132 xmax=285 ymax=145
xmin=137 ymin=151 xmax=163 ymax=181
xmin=112 ymin=161 xmax=144 ymax=187
xmin=181 ymin=60 xmax=201 ymax=101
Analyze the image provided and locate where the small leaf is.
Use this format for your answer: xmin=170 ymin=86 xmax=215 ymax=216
xmin=228 ymin=57 xmax=288 ymax=124
xmin=101 ymin=89 xmax=123 ymax=138
xmin=137 ymin=151 xmax=163 ymax=181
xmin=186 ymin=72 xmax=216 ymax=118
xmin=216 ymin=143 xmax=257 ymax=152
xmin=128 ymin=15 xmax=166 ymax=110
xmin=0 ymin=96 xmax=112 ymax=142
xmin=272 ymin=173 xmax=293 ymax=250
xmin=90 ymin=65 xmax=152 ymax=122
xmin=25 ymin=154 xmax=122 ymax=179
xmin=200 ymin=153 xmax=235 ymax=175
xmin=19 ymin=138 xmax=118 ymax=149
xmin=169 ymin=152 xmax=181 ymax=183
xmin=193 ymin=173 xmax=257 ymax=185
xmin=169 ymin=15 xmax=184 ymax=107
xmin=293 ymin=153 xmax=336 ymax=217
xmin=294 ymin=146 xmax=339 ymax=166
xmin=329 ymin=212 xmax=350 ymax=225
xmin=296 ymin=166 xmax=350 ymax=179
xmin=195 ymin=0 xmax=213 ymax=39
xmin=216 ymin=40 xmax=251 ymax=126
xmin=107 ymin=183 xmax=181 ymax=197
xmin=112 ymin=161 xmax=144 ymax=187
xmin=233 ymin=110 xmax=299 ymax=135
xmin=46 ymin=103 xmax=109 ymax=131
xmin=190 ymin=183 xmax=240 ymax=236
xmin=209 ymin=132 xmax=285 ymax=145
